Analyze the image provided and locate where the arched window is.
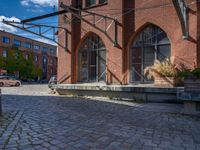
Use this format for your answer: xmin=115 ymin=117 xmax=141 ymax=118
xmin=79 ymin=34 xmax=106 ymax=82
xmin=130 ymin=25 xmax=171 ymax=82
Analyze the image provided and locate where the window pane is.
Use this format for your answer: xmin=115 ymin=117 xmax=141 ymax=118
xmin=99 ymin=0 xmax=107 ymax=4
xmin=50 ymin=49 xmax=55 ymax=55
xmin=75 ymin=0 xmax=82 ymax=8
xmin=34 ymin=45 xmax=40 ymax=50
xmin=157 ymin=45 xmax=171 ymax=61
xmin=42 ymin=47 xmax=47 ymax=52
xmin=14 ymin=39 xmax=21 ymax=47
xmin=86 ymin=0 xmax=96 ymax=7
xmin=2 ymin=37 xmax=10 ymax=44
xmin=24 ymin=42 xmax=31 ymax=49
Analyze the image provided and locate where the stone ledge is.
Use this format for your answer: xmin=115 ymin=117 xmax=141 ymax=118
xmin=55 ymin=84 xmax=183 ymax=94
xmin=55 ymin=84 xmax=183 ymax=102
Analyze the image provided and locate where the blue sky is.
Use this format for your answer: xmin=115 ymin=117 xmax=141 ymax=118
xmin=0 ymin=0 xmax=58 ymax=45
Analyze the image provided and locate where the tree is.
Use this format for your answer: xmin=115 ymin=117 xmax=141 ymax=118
xmin=1 ymin=47 xmax=41 ymax=80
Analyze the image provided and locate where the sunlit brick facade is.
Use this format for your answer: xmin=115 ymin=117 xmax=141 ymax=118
xmin=57 ymin=0 xmax=200 ymax=85
xmin=0 ymin=30 xmax=57 ymax=80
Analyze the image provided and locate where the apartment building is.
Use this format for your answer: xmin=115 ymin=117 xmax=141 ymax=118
xmin=0 ymin=30 xmax=57 ymax=80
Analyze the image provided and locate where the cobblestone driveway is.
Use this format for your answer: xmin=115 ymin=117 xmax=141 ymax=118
xmin=0 ymin=84 xmax=200 ymax=150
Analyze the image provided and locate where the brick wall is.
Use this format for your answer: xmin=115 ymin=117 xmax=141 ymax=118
xmin=58 ymin=0 xmax=199 ymax=85
xmin=0 ymin=30 xmax=57 ymax=80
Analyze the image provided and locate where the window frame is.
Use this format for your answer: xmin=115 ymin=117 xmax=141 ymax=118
xmin=50 ymin=58 xmax=53 ymax=65
xmin=42 ymin=47 xmax=48 ymax=52
xmin=2 ymin=36 xmax=10 ymax=44
xmin=24 ymin=42 xmax=32 ymax=49
xmin=85 ymin=0 xmax=96 ymax=7
xmin=34 ymin=45 xmax=40 ymax=50
xmin=49 ymin=49 xmax=55 ymax=55
xmin=99 ymin=0 xmax=107 ymax=4
xmin=13 ymin=39 xmax=21 ymax=47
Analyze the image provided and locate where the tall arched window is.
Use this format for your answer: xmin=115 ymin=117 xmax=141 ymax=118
xmin=79 ymin=33 xmax=106 ymax=82
xmin=130 ymin=25 xmax=171 ymax=82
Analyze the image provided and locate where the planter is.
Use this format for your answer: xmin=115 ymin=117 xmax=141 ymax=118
xmin=184 ymin=78 xmax=200 ymax=93
xmin=154 ymin=76 xmax=176 ymax=87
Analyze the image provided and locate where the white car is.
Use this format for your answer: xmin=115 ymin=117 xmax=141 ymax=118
xmin=0 ymin=76 xmax=21 ymax=87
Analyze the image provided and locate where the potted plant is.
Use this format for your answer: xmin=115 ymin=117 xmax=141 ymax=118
xmin=178 ymin=68 xmax=200 ymax=93
xmin=144 ymin=59 xmax=180 ymax=87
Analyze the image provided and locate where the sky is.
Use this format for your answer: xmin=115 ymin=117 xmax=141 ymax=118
xmin=0 ymin=0 xmax=58 ymax=45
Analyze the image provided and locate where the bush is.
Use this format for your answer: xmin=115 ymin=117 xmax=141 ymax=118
xmin=178 ymin=67 xmax=200 ymax=79
xmin=144 ymin=59 xmax=178 ymax=80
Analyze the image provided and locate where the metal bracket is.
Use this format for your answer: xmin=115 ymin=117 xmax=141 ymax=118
xmin=3 ymin=2 xmax=119 ymax=48
xmin=2 ymin=20 xmax=70 ymax=52
xmin=60 ymin=2 xmax=118 ymax=46
xmin=172 ymin=0 xmax=188 ymax=39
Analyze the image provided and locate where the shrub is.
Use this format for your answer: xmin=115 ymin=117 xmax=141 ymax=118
xmin=144 ymin=59 xmax=178 ymax=80
xmin=192 ymin=68 xmax=200 ymax=78
xmin=178 ymin=67 xmax=200 ymax=79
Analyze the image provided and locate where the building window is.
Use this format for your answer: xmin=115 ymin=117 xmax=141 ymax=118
xmin=75 ymin=0 xmax=82 ymax=8
xmin=2 ymin=50 xmax=7 ymax=57
xmin=130 ymin=25 xmax=171 ymax=82
xmin=50 ymin=58 xmax=53 ymax=64
xmin=2 ymin=37 xmax=10 ymax=44
xmin=86 ymin=0 xmax=96 ymax=7
xmin=35 ymin=55 xmax=38 ymax=62
xmin=24 ymin=42 xmax=31 ymax=49
xmin=42 ymin=47 xmax=47 ymax=52
xmin=99 ymin=0 xmax=107 ymax=4
xmin=50 ymin=49 xmax=55 ymax=55
xmin=34 ymin=45 xmax=40 ymax=50
xmin=43 ymin=56 xmax=47 ymax=64
xmin=13 ymin=39 xmax=21 ymax=47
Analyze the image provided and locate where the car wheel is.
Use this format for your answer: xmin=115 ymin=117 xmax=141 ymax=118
xmin=15 ymin=82 xmax=20 ymax=87
xmin=0 ymin=82 xmax=4 ymax=87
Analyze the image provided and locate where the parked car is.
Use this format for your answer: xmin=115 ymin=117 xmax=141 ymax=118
xmin=48 ymin=76 xmax=57 ymax=89
xmin=0 ymin=76 xmax=21 ymax=87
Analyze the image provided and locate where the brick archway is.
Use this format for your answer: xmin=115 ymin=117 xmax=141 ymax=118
xmin=127 ymin=23 xmax=171 ymax=83
xmin=76 ymin=32 xmax=107 ymax=83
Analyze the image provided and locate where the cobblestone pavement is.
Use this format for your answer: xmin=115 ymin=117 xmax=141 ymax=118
xmin=0 ymin=84 xmax=200 ymax=150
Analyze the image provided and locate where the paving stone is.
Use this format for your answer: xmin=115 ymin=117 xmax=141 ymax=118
xmin=0 ymin=84 xmax=200 ymax=150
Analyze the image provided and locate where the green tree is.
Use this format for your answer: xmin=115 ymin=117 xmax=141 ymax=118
xmin=2 ymin=47 xmax=40 ymax=81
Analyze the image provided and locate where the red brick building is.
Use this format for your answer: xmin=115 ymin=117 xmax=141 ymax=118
xmin=0 ymin=30 xmax=57 ymax=80
xmin=57 ymin=0 xmax=199 ymax=85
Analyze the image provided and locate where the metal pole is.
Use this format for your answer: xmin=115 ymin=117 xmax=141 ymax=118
xmin=0 ymin=90 xmax=2 ymax=116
